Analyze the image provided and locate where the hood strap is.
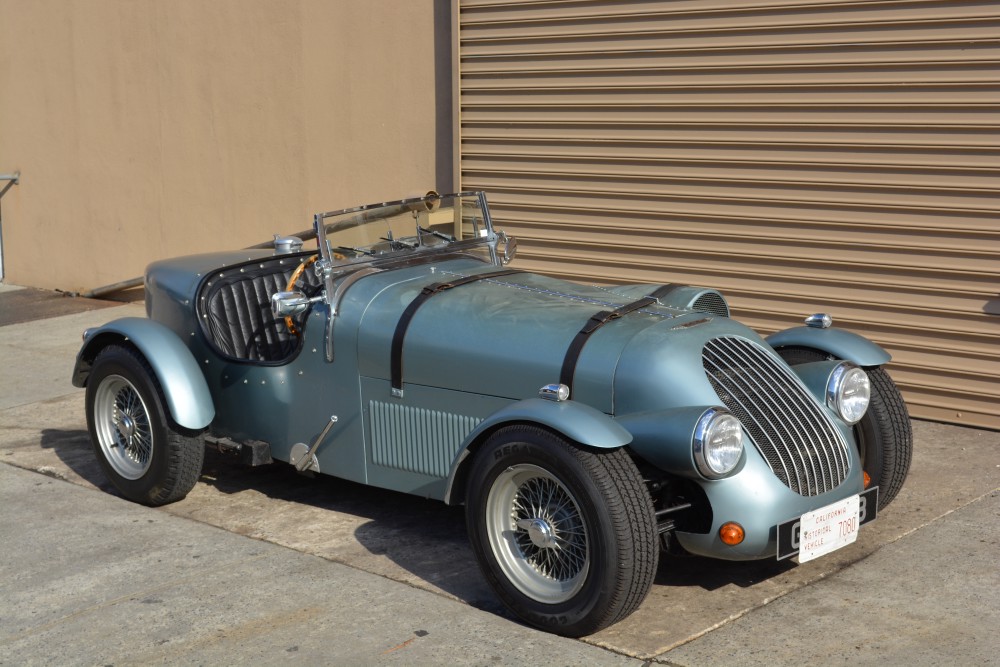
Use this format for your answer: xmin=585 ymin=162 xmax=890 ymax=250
xmin=390 ymin=268 xmax=522 ymax=396
xmin=559 ymin=290 xmax=669 ymax=398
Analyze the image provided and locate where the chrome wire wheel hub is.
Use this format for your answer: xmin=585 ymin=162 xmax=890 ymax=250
xmin=117 ymin=413 xmax=137 ymax=440
xmin=486 ymin=464 xmax=589 ymax=604
xmin=93 ymin=375 xmax=153 ymax=480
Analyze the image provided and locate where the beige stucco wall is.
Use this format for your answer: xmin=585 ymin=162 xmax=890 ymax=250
xmin=0 ymin=0 xmax=452 ymax=291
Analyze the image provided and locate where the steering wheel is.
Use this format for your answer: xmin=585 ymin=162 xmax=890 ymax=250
xmin=284 ymin=255 xmax=319 ymax=335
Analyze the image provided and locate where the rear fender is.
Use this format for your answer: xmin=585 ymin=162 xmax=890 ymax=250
xmin=766 ymin=326 xmax=890 ymax=368
xmin=72 ymin=317 xmax=215 ymax=430
xmin=443 ymin=398 xmax=631 ymax=505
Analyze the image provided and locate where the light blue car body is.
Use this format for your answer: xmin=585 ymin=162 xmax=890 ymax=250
xmin=73 ymin=193 xmax=890 ymax=562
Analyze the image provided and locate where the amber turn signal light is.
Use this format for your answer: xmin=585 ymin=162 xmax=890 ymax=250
xmin=863 ymin=471 xmax=872 ymax=488
xmin=719 ymin=522 xmax=745 ymax=546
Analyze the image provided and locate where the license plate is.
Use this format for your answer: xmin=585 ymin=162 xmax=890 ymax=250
xmin=777 ymin=487 xmax=878 ymax=561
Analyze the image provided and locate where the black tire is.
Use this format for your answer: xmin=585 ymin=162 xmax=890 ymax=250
xmin=777 ymin=347 xmax=912 ymax=510
xmin=465 ymin=426 xmax=658 ymax=637
xmin=85 ymin=345 xmax=204 ymax=506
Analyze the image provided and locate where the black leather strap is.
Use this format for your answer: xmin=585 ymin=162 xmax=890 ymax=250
xmin=559 ymin=284 xmax=679 ymax=395
xmin=391 ymin=269 xmax=521 ymax=393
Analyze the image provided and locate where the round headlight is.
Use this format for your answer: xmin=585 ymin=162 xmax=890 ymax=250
xmin=693 ymin=409 xmax=744 ymax=479
xmin=827 ymin=363 xmax=871 ymax=424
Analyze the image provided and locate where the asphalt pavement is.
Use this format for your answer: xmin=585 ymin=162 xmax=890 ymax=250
xmin=0 ymin=282 xmax=997 ymax=666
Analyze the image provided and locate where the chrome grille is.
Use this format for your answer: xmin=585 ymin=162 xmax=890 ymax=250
xmin=702 ymin=336 xmax=850 ymax=496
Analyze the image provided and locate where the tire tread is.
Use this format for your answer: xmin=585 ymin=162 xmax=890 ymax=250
xmin=866 ymin=367 xmax=912 ymax=508
xmin=587 ymin=445 xmax=658 ymax=630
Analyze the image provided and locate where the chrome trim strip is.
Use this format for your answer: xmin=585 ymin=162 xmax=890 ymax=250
xmin=325 ymin=267 xmax=383 ymax=362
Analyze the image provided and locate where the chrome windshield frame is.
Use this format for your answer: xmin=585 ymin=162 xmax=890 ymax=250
xmin=310 ymin=191 xmax=501 ymax=362
xmin=313 ymin=190 xmax=492 ymax=258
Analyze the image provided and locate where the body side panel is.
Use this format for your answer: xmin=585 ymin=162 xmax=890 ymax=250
xmin=199 ymin=304 xmax=369 ymax=485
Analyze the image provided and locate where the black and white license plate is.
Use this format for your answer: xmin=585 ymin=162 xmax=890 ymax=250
xmin=777 ymin=486 xmax=879 ymax=561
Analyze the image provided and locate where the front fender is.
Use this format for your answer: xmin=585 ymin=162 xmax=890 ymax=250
xmin=615 ymin=405 xmax=734 ymax=479
xmin=464 ymin=398 xmax=633 ymax=450
xmin=443 ymin=398 xmax=632 ymax=504
xmin=766 ymin=326 xmax=890 ymax=368
xmin=72 ymin=317 xmax=215 ymax=430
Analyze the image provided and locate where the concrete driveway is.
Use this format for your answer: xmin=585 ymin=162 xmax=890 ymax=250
xmin=1 ymin=286 xmax=997 ymax=664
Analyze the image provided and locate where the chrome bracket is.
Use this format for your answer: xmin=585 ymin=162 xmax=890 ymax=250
xmin=314 ymin=258 xmax=335 ymax=281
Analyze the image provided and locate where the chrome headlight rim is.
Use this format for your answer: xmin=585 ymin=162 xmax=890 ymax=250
xmin=826 ymin=362 xmax=871 ymax=425
xmin=693 ymin=407 xmax=745 ymax=479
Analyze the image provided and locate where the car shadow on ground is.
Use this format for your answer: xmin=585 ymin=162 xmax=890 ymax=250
xmin=39 ymin=428 xmax=117 ymax=493
xmin=196 ymin=447 xmax=513 ymax=615
xmin=655 ymin=552 xmax=795 ymax=591
xmin=35 ymin=434 xmax=796 ymax=614
xmin=198 ymin=449 xmax=795 ymax=601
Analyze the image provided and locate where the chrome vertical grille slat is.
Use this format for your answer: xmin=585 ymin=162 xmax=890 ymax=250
xmin=710 ymin=337 xmax=838 ymax=495
xmin=711 ymin=337 xmax=831 ymax=490
xmin=702 ymin=336 xmax=850 ymax=496
xmin=702 ymin=341 xmax=805 ymax=491
xmin=728 ymin=338 xmax=835 ymax=491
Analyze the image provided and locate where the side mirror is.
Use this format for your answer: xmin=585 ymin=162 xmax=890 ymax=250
xmin=271 ymin=291 xmax=314 ymax=317
xmin=498 ymin=231 xmax=517 ymax=265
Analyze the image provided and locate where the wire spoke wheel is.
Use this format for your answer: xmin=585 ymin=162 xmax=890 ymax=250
xmin=93 ymin=374 xmax=154 ymax=480
xmin=487 ymin=464 xmax=590 ymax=604
xmin=85 ymin=345 xmax=204 ymax=506
xmin=466 ymin=426 xmax=657 ymax=637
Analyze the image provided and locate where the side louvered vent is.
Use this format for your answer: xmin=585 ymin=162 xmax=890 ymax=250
xmin=702 ymin=336 xmax=850 ymax=496
xmin=370 ymin=401 xmax=481 ymax=478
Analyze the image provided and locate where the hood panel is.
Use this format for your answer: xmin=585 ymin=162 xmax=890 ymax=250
xmin=352 ymin=258 xmax=750 ymax=414
xmin=614 ymin=315 xmax=769 ymax=415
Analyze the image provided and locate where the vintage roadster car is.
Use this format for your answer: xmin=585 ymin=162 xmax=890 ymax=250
xmin=73 ymin=191 xmax=911 ymax=637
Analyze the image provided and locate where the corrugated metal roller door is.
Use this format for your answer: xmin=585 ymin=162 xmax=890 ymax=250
xmin=458 ymin=0 xmax=1000 ymax=430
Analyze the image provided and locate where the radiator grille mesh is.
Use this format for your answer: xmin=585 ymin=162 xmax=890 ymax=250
xmin=702 ymin=336 xmax=850 ymax=496
xmin=691 ymin=291 xmax=730 ymax=318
